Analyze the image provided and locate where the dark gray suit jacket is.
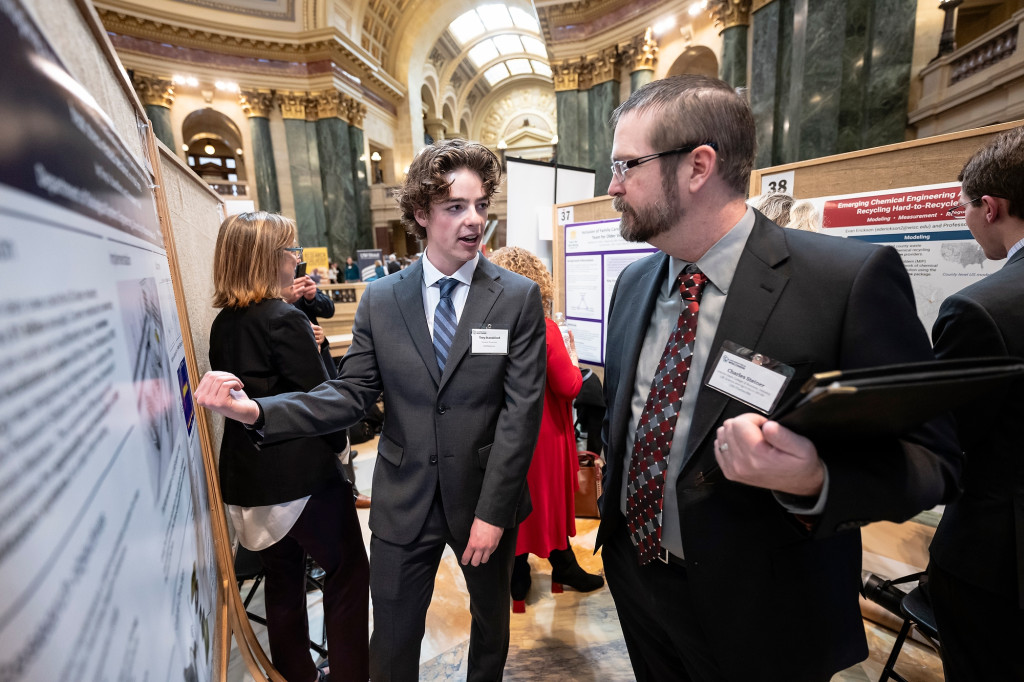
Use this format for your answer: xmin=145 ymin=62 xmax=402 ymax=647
xmin=598 ymin=212 xmax=962 ymax=680
xmin=930 ymin=247 xmax=1024 ymax=608
xmin=257 ymin=256 xmax=547 ymax=545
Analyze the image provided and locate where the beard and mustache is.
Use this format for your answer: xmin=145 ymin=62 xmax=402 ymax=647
xmin=612 ymin=167 xmax=681 ymax=243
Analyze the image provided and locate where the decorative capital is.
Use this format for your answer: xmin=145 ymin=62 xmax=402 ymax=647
xmin=589 ymin=46 xmax=620 ymax=86
xmin=552 ymin=59 xmax=583 ymax=92
xmin=622 ymin=28 xmax=658 ymax=72
xmin=276 ymin=92 xmax=315 ymax=120
xmin=314 ymin=90 xmax=344 ymax=119
xmin=133 ymin=74 xmax=174 ymax=108
xmin=239 ymin=90 xmax=274 ymax=117
xmin=709 ymin=0 xmax=753 ymax=30
xmin=344 ymin=99 xmax=367 ymax=128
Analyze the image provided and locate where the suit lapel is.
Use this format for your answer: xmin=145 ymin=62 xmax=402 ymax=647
xmin=683 ymin=216 xmax=790 ymax=465
xmin=395 ymin=261 xmax=442 ymax=386
xmin=439 ymin=257 xmax=502 ymax=390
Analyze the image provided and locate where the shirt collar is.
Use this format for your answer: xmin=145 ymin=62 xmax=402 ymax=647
xmin=667 ymin=207 xmax=755 ymax=296
xmin=422 ymin=249 xmax=478 ymax=288
xmin=1007 ymin=236 xmax=1024 ymax=261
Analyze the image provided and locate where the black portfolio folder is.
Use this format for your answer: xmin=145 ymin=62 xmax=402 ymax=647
xmin=772 ymin=357 xmax=1024 ymax=440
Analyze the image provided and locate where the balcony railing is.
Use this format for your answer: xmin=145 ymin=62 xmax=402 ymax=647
xmin=909 ymin=9 xmax=1024 ymax=137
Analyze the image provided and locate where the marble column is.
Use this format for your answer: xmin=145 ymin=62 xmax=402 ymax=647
xmin=623 ymin=29 xmax=658 ymax=97
xmin=240 ymin=90 xmax=280 ymax=213
xmin=314 ymin=91 xmax=358 ymax=263
xmin=587 ymin=48 xmax=620 ymax=194
xmin=425 ymin=119 xmax=446 ymax=144
xmin=132 ymin=74 xmax=175 ymax=149
xmin=710 ymin=1 xmax=753 ymax=88
xmin=278 ymin=92 xmax=327 ymax=249
xmin=749 ymin=0 xmax=917 ymax=166
xmin=344 ymin=103 xmax=373 ymax=252
xmin=553 ymin=60 xmax=586 ymax=169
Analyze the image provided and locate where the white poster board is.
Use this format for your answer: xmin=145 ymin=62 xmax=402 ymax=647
xmin=563 ymin=218 xmax=657 ymax=365
xmin=506 ymin=157 xmax=595 ymax=268
xmin=0 ymin=3 xmax=217 ymax=679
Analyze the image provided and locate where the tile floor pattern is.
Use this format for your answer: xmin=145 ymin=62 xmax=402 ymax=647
xmin=228 ymin=439 xmax=946 ymax=681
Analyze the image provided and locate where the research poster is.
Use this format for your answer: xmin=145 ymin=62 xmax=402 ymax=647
xmin=563 ymin=219 xmax=656 ymax=365
xmin=0 ymin=3 xmax=217 ymax=680
xmin=814 ymin=182 xmax=999 ymax=331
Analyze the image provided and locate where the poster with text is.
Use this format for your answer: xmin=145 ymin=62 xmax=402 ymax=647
xmin=563 ymin=219 xmax=656 ymax=365
xmin=815 ymin=182 xmax=999 ymax=331
xmin=0 ymin=2 xmax=217 ymax=680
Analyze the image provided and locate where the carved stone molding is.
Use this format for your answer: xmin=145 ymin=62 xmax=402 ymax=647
xmin=751 ymin=0 xmax=776 ymax=12
xmin=133 ymin=74 xmax=174 ymax=108
xmin=239 ymin=89 xmax=275 ymax=117
xmin=276 ymin=91 xmax=315 ymax=120
xmin=315 ymin=90 xmax=345 ymax=119
xmin=708 ymin=0 xmax=753 ymax=30
xmin=621 ymin=29 xmax=658 ymax=73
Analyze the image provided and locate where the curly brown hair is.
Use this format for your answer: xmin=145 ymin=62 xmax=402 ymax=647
xmin=489 ymin=246 xmax=553 ymax=316
xmin=395 ymin=139 xmax=501 ymax=239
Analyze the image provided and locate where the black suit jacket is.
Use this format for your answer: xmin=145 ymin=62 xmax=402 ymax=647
xmin=598 ymin=212 xmax=961 ymax=680
xmin=210 ymin=298 xmax=341 ymax=506
xmin=930 ymin=247 xmax=1024 ymax=608
xmin=256 ymin=257 xmax=547 ymax=545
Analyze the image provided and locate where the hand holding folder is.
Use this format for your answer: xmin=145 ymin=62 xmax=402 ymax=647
xmin=771 ymin=357 xmax=1024 ymax=440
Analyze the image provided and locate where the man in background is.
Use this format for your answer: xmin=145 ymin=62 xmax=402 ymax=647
xmin=928 ymin=125 xmax=1024 ymax=680
xmin=597 ymin=75 xmax=961 ymax=681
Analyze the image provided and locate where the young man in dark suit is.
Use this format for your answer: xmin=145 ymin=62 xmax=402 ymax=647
xmin=197 ymin=139 xmax=546 ymax=681
xmin=928 ymin=125 xmax=1024 ymax=680
xmin=597 ymin=75 xmax=962 ymax=681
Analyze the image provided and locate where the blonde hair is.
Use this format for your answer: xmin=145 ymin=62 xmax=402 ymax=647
xmin=489 ymin=246 xmax=553 ymax=316
xmin=786 ymin=200 xmax=821 ymax=232
xmin=212 ymin=211 xmax=297 ymax=308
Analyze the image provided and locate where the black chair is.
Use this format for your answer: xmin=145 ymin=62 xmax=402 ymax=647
xmin=862 ymin=571 xmax=940 ymax=682
xmin=234 ymin=545 xmax=328 ymax=658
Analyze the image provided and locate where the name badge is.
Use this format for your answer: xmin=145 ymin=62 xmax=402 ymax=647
xmin=705 ymin=341 xmax=794 ymax=413
xmin=471 ymin=328 xmax=509 ymax=354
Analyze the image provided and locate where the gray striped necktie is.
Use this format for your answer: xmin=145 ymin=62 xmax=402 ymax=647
xmin=433 ymin=277 xmax=459 ymax=372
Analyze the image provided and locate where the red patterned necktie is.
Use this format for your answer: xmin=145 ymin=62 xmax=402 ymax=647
xmin=626 ymin=265 xmax=709 ymax=565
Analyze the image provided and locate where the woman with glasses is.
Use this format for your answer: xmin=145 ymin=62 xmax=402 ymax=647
xmin=209 ymin=212 xmax=368 ymax=682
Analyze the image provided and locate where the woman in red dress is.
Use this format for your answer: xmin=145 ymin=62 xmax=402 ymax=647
xmin=489 ymin=247 xmax=604 ymax=612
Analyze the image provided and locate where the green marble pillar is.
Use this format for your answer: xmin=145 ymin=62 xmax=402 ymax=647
xmin=315 ymin=116 xmax=357 ymax=262
xmin=249 ymin=116 xmax=281 ymax=213
xmin=347 ymin=125 xmax=373 ymax=251
xmin=630 ymin=69 xmax=654 ymax=93
xmin=719 ymin=26 xmax=749 ymax=88
xmin=145 ymin=105 xmax=174 ymax=150
xmin=750 ymin=0 xmax=916 ymax=166
xmin=588 ymin=80 xmax=619 ymax=195
xmin=556 ymin=91 xmax=580 ymax=168
xmin=283 ymin=118 xmax=327 ymax=248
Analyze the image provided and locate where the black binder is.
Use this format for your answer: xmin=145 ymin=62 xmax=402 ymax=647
xmin=772 ymin=357 xmax=1024 ymax=439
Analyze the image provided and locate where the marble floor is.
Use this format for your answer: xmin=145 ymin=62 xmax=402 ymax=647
xmin=227 ymin=438 xmax=945 ymax=681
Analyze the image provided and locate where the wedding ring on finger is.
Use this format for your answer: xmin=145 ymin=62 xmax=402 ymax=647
xmin=718 ymin=442 xmax=729 ymax=453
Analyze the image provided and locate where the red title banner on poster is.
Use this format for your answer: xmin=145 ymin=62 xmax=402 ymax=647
xmin=823 ymin=186 xmax=961 ymax=228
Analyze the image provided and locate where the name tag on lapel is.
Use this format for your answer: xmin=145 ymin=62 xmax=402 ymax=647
xmin=471 ymin=328 xmax=509 ymax=354
xmin=705 ymin=341 xmax=794 ymax=413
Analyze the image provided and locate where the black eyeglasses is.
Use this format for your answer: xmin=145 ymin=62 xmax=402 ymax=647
xmin=947 ymin=194 xmax=1007 ymax=217
xmin=283 ymin=246 xmax=304 ymax=256
xmin=610 ymin=141 xmax=717 ymax=183
xmin=946 ymin=198 xmax=978 ymax=217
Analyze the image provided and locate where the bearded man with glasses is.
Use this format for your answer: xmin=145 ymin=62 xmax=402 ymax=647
xmin=597 ymin=75 xmax=962 ymax=681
